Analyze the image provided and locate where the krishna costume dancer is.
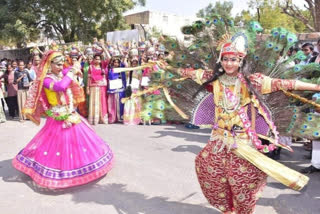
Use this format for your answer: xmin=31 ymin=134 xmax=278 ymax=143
xmin=166 ymin=32 xmax=319 ymax=214
xmin=172 ymin=43 xmax=315 ymax=213
xmin=12 ymin=51 xmax=113 ymax=189
xmin=125 ymin=17 xmax=320 ymax=213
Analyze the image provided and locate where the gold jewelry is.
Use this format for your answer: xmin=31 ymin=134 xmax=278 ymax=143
xmin=221 ymin=78 xmax=241 ymax=113
xmin=219 ymin=74 xmax=238 ymax=86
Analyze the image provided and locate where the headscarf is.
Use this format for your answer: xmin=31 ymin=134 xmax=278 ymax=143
xmin=23 ymin=51 xmax=64 ymax=125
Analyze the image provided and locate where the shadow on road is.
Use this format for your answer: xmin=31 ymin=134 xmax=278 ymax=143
xmin=163 ymin=125 xmax=212 ymax=134
xmin=171 ymin=145 xmax=203 ymax=155
xmin=277 ymin=143 xmax=311 ymax=170
xmin=0 ymin=159 xmax=31 ymax=184
xmin=258 ymin=179 xmax=320 ymax=214
xmin=257 ymin=142 xmax=320 ymax=214
xmin=151 ymin=125 xmax=211 ymax=144
xmin=72 ymin=183 xmax=219 ymax=214
xmin=171 ymin=141 xmax=320 ymax=214
xmin=0 ymin=158 xmax=103 ymax=195
xmin=0 ymin=158 xmax=219 ymax=213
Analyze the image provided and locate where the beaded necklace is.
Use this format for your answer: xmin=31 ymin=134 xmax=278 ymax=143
xmin=219 ymin=73 xmax=238 ymax=86
xmin=221 ymin=76 xmax=241 ymax=113
xmin=236 ymin=73 xmax=279 ymax=153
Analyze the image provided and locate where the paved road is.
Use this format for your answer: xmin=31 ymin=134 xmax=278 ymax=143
xmin=0 ymin=119 xmax=319 ymax=214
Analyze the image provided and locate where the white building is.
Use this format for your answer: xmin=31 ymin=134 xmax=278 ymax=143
xmin=124 ymin=11 xmax=196 ymax=41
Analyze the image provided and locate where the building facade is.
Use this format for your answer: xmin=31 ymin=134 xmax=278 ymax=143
xmin=125 ymin=11 xmax=196 ymax=40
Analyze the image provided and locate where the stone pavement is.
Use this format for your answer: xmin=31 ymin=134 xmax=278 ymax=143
xmin=0 ymin=119 xmax=319 ymax=214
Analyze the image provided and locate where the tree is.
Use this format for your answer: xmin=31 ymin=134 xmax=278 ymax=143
xmin=197 ymin=1 xmax=233 ymax=18
xmin=0 ymin=0 xmax=40 ymax=47
xmin=279 ymin=0 xmax=320 ymax=32
xmin=248 ymin=0 xmax=264 ymax=22
xmin=247 ymin=0 xmax=307 ymax=33
xmin=234 ymin=10 xmax=254 ymax=26
xmin=0 ymin=0 xmax=146 ymax=47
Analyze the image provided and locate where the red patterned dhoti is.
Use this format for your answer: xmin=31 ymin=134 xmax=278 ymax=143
xmin=195 ymin=140 xmax=267 ymax=214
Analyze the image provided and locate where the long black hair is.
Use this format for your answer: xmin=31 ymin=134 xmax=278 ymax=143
xmin=108 ymin=58 xmax=121 ymax=70
xmin=125 ymin=59 xmax=139 ymax=98
xmin=193 ymin=62 xmax=225 ymax=98
xmin=5 ymin=64 xmax=13 ymax=75
xmin=93 ymin=54 xmax=104 ymax=74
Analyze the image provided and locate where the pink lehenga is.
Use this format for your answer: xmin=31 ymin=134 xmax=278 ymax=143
xmin=12 ymin=51 xmax=113 ymax=189
xmin=88 ymin=65 xmax=108 ymax=125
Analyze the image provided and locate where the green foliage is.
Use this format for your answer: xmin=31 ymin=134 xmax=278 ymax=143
xmin=0 ymin=0 xmax=145 ymax=46
xmin=198 ymin=0 xmax=307 ymax=33
xmin=234 ymin=10 xmax=253 ymax=26
xmin=246 ymin=0 xmax=308 ymax=33
xmin=148 ymin=26 xmax=163 ymax=39
xmin=196 ymin=1 xmax=233 ymax=19
xmin=0 ymin=0 xmax=40 ymax=47
xmin=279 ymin=0 xmax=319 ymax=32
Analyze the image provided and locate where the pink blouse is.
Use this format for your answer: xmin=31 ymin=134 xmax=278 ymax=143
xmin=5 ymin=72 xmax=18 ymax=97
xmin=43 ymin=68 xmax=73 ymax=92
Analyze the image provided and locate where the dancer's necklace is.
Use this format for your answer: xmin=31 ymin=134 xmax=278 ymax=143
xmin=219 ymin=74 xmax=238 ymax=86
xmin=221 ymin=78 xmax=241 ymax=113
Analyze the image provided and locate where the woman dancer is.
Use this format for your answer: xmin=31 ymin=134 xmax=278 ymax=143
xmin=87 ymin=54 xmax=108 ymax=125
xmin=12 ymin=51 xmax=113 ymax=189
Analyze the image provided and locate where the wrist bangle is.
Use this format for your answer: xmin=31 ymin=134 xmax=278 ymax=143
xmin=195 ymin=69 xmax=204 ymax=84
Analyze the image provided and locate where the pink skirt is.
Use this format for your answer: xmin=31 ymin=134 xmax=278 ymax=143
xmin=88 ymin=86 xmax=108 ymax=125
xmin=12 ymin=117 xmax=113 ymax=189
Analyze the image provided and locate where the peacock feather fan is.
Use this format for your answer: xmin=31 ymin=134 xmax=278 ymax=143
xmin=281 ymin=63 xmax=320 ymax=79
xmin=243 ymin=27 xmax=298 ymax=79
xmin=287 ymin=110 xmax=320 ymax=140
xmin=160 ymin=15 xmax=320 ymax=135
xmin=162 ymin=14 xmax=239 ymax=70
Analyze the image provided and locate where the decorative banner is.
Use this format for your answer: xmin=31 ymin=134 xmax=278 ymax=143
xmin=106 ymin=29 xmax=139 ymax=44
